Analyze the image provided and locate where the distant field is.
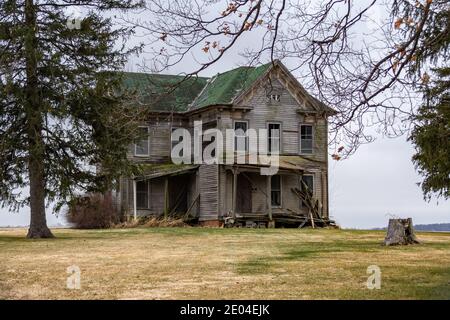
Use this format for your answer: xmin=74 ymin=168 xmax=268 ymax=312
xmin=0 ymin=227 xmax=449 ymax=299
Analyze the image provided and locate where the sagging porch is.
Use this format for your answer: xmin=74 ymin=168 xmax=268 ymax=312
xmin=222 ymin=156 xmax=332 ymax=228
xmin=126 ymin=164 xmax=200 ymax=221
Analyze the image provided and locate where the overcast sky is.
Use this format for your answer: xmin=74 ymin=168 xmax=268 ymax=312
xmin=0 ymin=1 xmax=448 ymax=229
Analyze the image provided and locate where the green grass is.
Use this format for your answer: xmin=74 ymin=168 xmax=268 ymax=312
xmin=0 ymin=227 xmax=449 ymax=299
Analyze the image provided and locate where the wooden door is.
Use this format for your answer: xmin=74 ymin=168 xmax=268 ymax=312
xmin=236 ymin=174 xmax=252 ymax=213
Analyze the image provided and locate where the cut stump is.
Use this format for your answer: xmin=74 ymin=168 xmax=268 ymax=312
xmin=383 ymin=218 xmax=420 ymax=246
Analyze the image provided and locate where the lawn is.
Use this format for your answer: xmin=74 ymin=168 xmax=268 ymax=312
xmin=0 ymin=227 xmax=449 ymax=299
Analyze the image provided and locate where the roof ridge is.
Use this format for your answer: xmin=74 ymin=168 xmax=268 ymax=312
xmin=120 ymin=71 xmax=210 ymax=80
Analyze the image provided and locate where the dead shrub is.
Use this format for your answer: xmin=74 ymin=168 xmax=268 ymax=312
xmin=143 ymin=217 xmax=188 ymax=227
xmin=66 ymin=194 xmax=119 ymax=229
xmin=114 ymin=216 xmax=189 ymax=228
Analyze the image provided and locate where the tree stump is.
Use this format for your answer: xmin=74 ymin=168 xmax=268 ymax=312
xmin=383 ymin=218 xmax=420 ymax=246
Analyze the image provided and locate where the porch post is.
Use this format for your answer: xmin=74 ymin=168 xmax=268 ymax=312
xmin=132 ymin=179 xmax=137 ymax=221
xmin=164 ymin=176 xmax=169 ymax=218
xmin=232 ymin=168 xmax=238 ymax=219
xmin=266 ymin=175 xmax=272 ymax=221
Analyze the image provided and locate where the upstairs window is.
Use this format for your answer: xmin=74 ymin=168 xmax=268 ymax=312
xmin=234 ymin=121 xmax=248 ymax=153
xmin=171 ymin=127 xmax=183 ymax=158
xmin=135 ymin=127 xmax=150 ymax=156
xmin=268 ymin=123 xmax=281 ymax=154
xmin=300 ymin=124 xmax=313 ymax=154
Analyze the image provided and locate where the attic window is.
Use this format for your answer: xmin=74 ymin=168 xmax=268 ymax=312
xmin=269 ymin=94 xmax=281 ymax=102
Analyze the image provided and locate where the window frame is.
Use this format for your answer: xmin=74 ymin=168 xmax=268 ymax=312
xmin=271 ymin=175 xmax=282 ymax=208
xmin=267 ymin=122 xmax=282 ymax=155
xmin=233 ymin=120 xmax=249 ymax=153
xmin=134 ymin=126 xmax=150 ymax=157
xmin=299 ymin=124 xmax=314 ymax=155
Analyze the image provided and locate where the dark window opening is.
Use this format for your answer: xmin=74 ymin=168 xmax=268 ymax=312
xmin=136 ymin=180 xmax=149 ymax=209
xmin=271 ymin=175 xmax=281 ymax=207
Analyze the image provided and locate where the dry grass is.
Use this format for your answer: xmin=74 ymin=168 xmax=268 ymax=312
xmin=113 ymin=217 xmax=189 ymax=229
xmin=0 ymin=227 xmax=449 ymax=300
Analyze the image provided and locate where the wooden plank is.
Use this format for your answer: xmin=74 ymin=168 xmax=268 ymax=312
xmin=266 ymin=175 xmax=272 ymax=221
xmin=164 ymin=177 xmax=169 ymax=218
xmin=184 ymin=194 xmax=200 ymax=220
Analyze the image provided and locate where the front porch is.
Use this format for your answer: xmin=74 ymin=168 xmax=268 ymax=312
xmin=222 ymin=160 xmax=330 ymax=228
xmin=126 ymin=164 xmax=200 ymax=221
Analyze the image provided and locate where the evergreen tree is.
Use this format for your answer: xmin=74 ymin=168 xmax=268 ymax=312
xmin=400 ymin=1 xmax=450 ymax=200
xmin=410 ymin=67 xmax=450 ymax=200
xmin=0 ymin=0 xmax=144 ymax=238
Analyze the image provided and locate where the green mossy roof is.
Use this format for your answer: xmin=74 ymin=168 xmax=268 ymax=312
xmin=121 ymin=73 xmax=208 ymax=112
xmin=190 ymin=63 xmax=271 ymax=109
xmin=120 ymin=62 xmax=272 ymax=112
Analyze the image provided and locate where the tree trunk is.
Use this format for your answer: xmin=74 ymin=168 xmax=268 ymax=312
xmin=383 ymin=218 xmax=419 ymax=246
xmin=24 ymin=0 xmax=53 ymax=239
xmin=27 ymin=156 xmax=53 ymax=239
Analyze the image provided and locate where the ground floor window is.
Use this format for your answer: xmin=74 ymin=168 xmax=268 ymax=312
xmin=300 ymin=174 xmax=314 ymax=208
xmin=136 ymin=180 xmax=149 ymax=209
xmin=271 ymin=175 xmax=281 ymax=207
xmin=302 ymin=175 xmax=314 ymax=194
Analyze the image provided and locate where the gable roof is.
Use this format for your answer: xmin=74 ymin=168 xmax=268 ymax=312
xmin=120 ymin=61 xmax=336 ymax=115
xmin=189 ymin=63 xmax=271 ymax=110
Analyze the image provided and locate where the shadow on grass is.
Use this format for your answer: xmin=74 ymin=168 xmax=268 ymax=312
xmin=235 ymin=238 xmax=445 ymax=275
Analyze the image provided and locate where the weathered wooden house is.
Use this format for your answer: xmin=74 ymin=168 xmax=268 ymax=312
xmin=114 ymin=60 xmax=336 ymax=227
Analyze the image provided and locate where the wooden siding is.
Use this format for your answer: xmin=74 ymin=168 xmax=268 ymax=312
xmin=127 ymin=116 xmax=188 ymax=163
xmin=235 ymin=73 xmax=328 ymax=163
xmin=198 ymin=164 xmax=219 ymax=220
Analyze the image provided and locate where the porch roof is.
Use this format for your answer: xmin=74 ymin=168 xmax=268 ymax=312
xmin=230 ymin=155 xmax=323 ymax=172
xmin=135 ymin=163 xmax=199 ymax=180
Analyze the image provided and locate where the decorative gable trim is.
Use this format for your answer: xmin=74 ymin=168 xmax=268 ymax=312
xmin=232 ymin=60 xmax=336 ymax=116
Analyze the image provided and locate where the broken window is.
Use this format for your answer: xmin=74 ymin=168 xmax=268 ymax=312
xmin=271 ymin=175 xmax=281 ymax=207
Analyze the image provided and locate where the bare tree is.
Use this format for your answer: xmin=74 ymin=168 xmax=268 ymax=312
xmin=123 ymin=0 xmax=445 ymax=156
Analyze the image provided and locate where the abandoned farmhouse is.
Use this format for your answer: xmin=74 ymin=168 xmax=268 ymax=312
xmin=114 ymin=60 xmax=337 ymax=227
